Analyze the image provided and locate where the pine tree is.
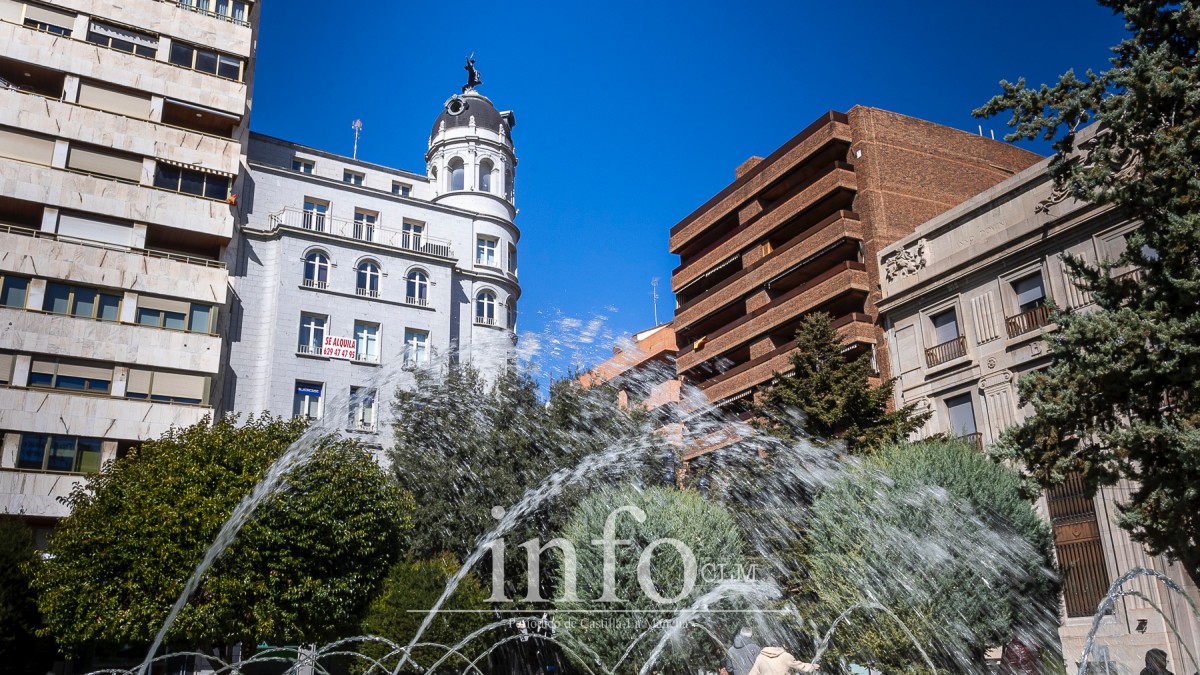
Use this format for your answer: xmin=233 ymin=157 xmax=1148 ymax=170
xmin=975 ymin=1 xmax=1200 ymax=585
xmin=756 ymin=312 xmax=928 ymax=452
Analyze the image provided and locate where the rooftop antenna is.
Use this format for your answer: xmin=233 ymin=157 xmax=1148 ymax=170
xmin=651 ymin=277 xmax=660 ymax=325
xmin=351 ymin=119 xmax=363 ymax=160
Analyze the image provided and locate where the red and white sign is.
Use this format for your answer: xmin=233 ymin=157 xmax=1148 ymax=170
xmin=322 ymin=335 xmax=356 ymax=360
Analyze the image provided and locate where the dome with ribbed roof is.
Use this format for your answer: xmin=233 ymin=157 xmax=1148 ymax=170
xmin=431 ymin=89 xmax=515 ymax=141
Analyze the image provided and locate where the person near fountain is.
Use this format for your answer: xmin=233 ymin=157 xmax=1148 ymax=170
xmin=745 ymin=646 xmax=820 ymax=674
xmin=1141 ymin=648 xmax=1174 ymax=675
xmin=721 ymin=626 xmax=762 ymax=675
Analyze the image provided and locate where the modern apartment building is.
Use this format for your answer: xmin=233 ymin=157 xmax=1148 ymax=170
xmin=581 ymin=322 xmax=681 ymax=414
xmin=0 ymin=0 xmax=258 ymax=529
xmin=222 ymin=84 xmax=520 ymax=451
xmin=876 ymin=125 xmax=1200 ymax=672
xmin=668 ymin=107 xmax=1040 ymax=423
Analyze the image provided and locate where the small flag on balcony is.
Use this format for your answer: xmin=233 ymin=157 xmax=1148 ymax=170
xmin=226 ymin=193 xmax=238 ymax=206
xmin=693 ymin=336 xmax=707 ymax=350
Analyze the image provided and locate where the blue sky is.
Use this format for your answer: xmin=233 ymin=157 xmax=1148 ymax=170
xmin=249 ymin=1 xmax=1128 ymax=373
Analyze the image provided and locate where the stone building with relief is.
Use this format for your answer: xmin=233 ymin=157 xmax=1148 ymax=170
xmin=876 ymin=125 xmax=1200 ymax=672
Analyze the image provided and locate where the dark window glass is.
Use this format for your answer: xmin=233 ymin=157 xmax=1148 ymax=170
xmin=203 ymin=175 xmax=228 ymax=200
xmin=134 ymin=44 xmax=155 ymax=58
xmin=110 ymin=37 xmax=134 ymax=53
xmin=169 ymin=42 xmax=193 ymax=67
xmin=44 ymin=283 xmax=71 ymax=315
xmin=189 ymin=304 xmax=211 ymax=333
xmin=163 ymin=311 xmax=186 ymax=331
xmin=17 ymin=434 xmax=47 ymax=470
xmin=216 ymin=55 xmax=240 ymax=80
xmin=1 ymin=277 xmax=28 ymax=308
xmin=77 ymin=438 xmax=102 ymax=473
xmin=137 ymin=308 xmax=160 ymax=327
xmin=154 ymin=164 xmax=181 ymax=190
xmin=179 ymin=169 xmax=205 ymax=196
xmin=46 ymin=436 xmax=75 ymax=472
xmin=71 ymin=287 xmax=97 ymax=318
xmin=193 ymin=49 xmax=218 ymax=74
xmin=97 ymin=294 xmax=121 ymax=322
xmin=55 ymin=375 xmax=86 ymax=391
xmin=85 ymin=31 xmax=105 ymax=46
xmin=29 ymin=372 xmax=53 ymax=387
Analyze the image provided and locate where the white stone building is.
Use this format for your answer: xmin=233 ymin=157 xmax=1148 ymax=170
xmin=0 ymin=0 xmax=258 ymax=531
xmin=877 ymin=126 xmax=1200 ymax=672
xmin=221 ymin=83 xmax=520 ymax=451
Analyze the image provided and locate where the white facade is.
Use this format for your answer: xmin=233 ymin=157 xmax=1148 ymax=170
xmin=0 ymin=0 xmax=258 ymax=523
xmin=222 ymin=89 xmax=521 ymax=451
xmin=877 ymin=128 xmax=1200 ymax=673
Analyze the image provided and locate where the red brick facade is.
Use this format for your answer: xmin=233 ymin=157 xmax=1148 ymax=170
xmin=670 ymin=106 xmax=1040 ymax=411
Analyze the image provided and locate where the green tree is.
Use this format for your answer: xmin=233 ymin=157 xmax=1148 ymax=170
xmin=355 ymin=553 xmax=493 ymax=673
xmin=804 ymin=439 xmax=1059 ymax=673
xmin=975 ymin=1 xmax=1200 ymax=585
xmin=0 ymin=517 xmax=55 ymax=672
xmin=554 ymin=485 xmax=749 ymax=673
xmin=34 ymin=415 xmax=411 ymax=656
xmin=755 ymin=313 xmax=929 ymax=452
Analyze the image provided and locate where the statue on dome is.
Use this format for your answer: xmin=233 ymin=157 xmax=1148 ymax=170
xmin=463 ymin=54 xmax=482 ymax=93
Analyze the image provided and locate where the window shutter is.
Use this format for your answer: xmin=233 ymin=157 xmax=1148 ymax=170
xmin=137 ymin=296 xmax=191 ymax=314
xmin=23 ymin=3 xmax=74 ymax=26
xmin=151 ymin=372 xmax=206 ymax=400
xmin=55 ymin=362 xmax=113 ymax=381
xmin=0 ymin=127 xmax=55 ymax=165
xmin=88 ymin=21 xmax=158 ymax=49
xmin=67 ymin=147 xmax=143 ymax=182
xmin=127 ymin=368 xmax=152 ymax=394
xmin=1014 ymin=275 xmax=1045 ymax=308
xmin=77 ymin=82 xmax=151 ymax=120
xmin=30 ymin=359 xmax=57 ymax=375
xmin=0 ymin=353 xmax=13 ymax=382
xmin=0 ymin=0 xmax=24 ymax=24
xmin=57 ymin=212 xmax=134 ymax=247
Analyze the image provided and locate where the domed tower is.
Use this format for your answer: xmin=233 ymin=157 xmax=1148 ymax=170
xmin=427 ymin=57 xmax=517 ymax=221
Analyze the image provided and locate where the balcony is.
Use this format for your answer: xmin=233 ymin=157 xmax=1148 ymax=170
xmin=158 ymin=0 xmax=252 ymax=27
xmin=959 ymin=433 xmax=985 ymax=452
xmin=0 ymin=387 xmax=211 ymax=440
xmin=270 ymin=207 xmax=453 ymax=258
xmin=475 ymin=316 xmax=501 ymax=328
xmin=405 ymin=296 xmax=429 ymax=307
xmin=1005 ymin=305 xmax=1051 ymax=339
xmin=302 ymin=279 xmax=328 ymax=290
xmin=355 ymin=288 xmax=380 ymax=298
xmin=0 ymin=467 xmax=83 ymax=518
xmin=925 ymin=336 xmax=967 ymax=368
xmin=677 ymin=261 xmax=869 ymax=373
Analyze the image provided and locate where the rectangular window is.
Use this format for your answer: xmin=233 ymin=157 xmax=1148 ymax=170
xmin=1013 ymin=273 xmax=1046 ymax=313
xmin=0 ymin=126 xmax=56 ymax=165
xmin=136 ymin=296 xmax=211 ymax=333
xmin=126 ymin=369 xmax=208 ymax=405
xmin=57 ymin=212 xmax=135 ymax=247
xmin=354 ymin=321 xmax=379 ymax=363
xmin=945 ymin=394 xmax=977 ymax=438
xmin=153 ymin=163 xmax=231 ymax=200
xmin=293 ymin=381 xmax=322 ymax=420
xmin=298 ymin=314 xmax=326 ymax=354
xmin=349 ymin=386 xmax=376 ymax=431
xmin=476 ymin=237 xmax=498 ymax=267
xmin=403 ymin=329 xmax=428 ymax=367
xmin=402 ymin=221 xmax=424 ymax=251
xmin=76 ymin=81 xmax=152 ymax=119
xmin=43 ymin=283 xmax=121 ymax=321
xmin=167 ymin=40 xmax=244 ymax=81
xmin=508 ymin=244 xmax=517 ymax=274
xmin=292 ymin=159 xmax=314 ymax=174
xmin=0 ymin=275 xmax=29 ymax=309
xmin=29 ymin=358 xmax=113 ymax=394
xmin=931 ymin=309 xmax=959 ymax=346
xmin=302 ymin=199 xmax=328 ymax=231
xmin=353 ymin=210 xmax=377 ymax=242
xmin=17 ymin=433 xmax=103 ymax=473
xmin=343 ymin=170 xmax=364 ymax=186
xmin=392 ymin=181 xmax=411 ymax=197
xmin=23 ymin=3 xmax=75 ymax=35
xmin=67 ymin=146 xmax=144 ymax=183
xmin=0 ymin=352 xmax=14 ymax=385
xmin=85 ymin=20 xmax=157 ymax=58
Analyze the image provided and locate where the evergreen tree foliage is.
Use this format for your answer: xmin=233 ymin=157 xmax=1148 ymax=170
xmin=34 ymin=415 xmax=411 ymax=655
xmin=756 ymin=312 xmax=928 ymax=451
xmin=554 ymin=485 xmax=748 ymax=673
xmin=804 ymin=439 xmax=1060 ymax=674
xmin=356 ymin=553 xmax=492 ymax=673
xmin=0 ymin=517 xmax=55 ymax=672
xmin=975 ymin=1 xmax=1200 ymax=584
xmin=390 ymin=364 xmax=660 ymax=570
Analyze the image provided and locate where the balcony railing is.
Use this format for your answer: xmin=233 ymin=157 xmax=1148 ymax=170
xmin=0 ymin=222 xmax=225 ymax=268
xmin=161 ymin=0 xmax=252 ymax=27
xmin=925 ymin=336 xmax=966 ymax=368
xmin=405 ymin=296 xmax=429 ymax=307
xmin=355 ymin=288 xmax=380 ymax=298
xmin=1005 ymin=304 xmax=1051 ymax=339
xmin=270 ymin=207 xmax=453 ymax=258
xmin=475 ymin=316 xmax=500 ymax=327
xmin=349 ymin=420 xmax=377 ymax=433
xmin=354 ymin=353 xmax=379 ymax=364
xmin=297 ymin=344 xmax=319 ymax=355
xmin=959 ymin=432 xmax=984 ymax=452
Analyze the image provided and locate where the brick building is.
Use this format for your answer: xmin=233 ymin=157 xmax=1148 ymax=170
xmin=669 ymin=107 xmax=1041 ymax=421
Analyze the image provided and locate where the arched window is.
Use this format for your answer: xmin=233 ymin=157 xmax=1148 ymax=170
xmin=448 ymin=157 xmax=465 ymax=191
xmin=504 ymin=167 xmax=514 ymax=200
xmin=478 ymin=158 xmax=494 ymax=193
xmin=406 ymin=270 xmax=429 ymax=306
xmin=303 ymin=252 xmax=329 ymax=289
xmin=356 ymin=261 xmax=380 ymax=298
xmin=475 ymin=291 xmax=497 ymax=326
